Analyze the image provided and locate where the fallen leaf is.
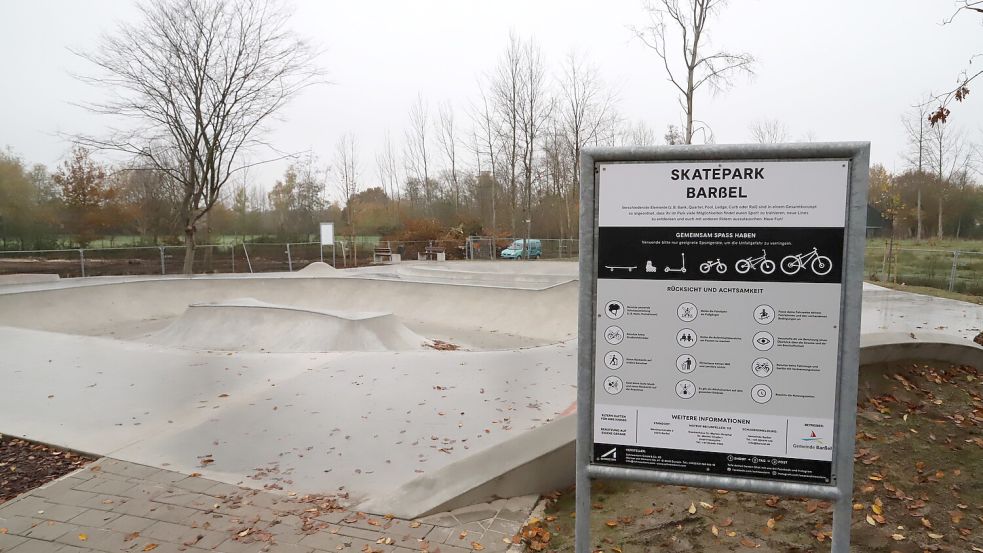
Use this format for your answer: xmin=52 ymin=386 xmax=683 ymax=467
xmin=143 ymin=545 xmax=158 ymax=552
xmin=891 ymin=534 xmax=905 ymax=541
xmin=410 ymin=522 xmax=422 ymax=528
xmin=866 ymin=515 xmax=877 ymax=526
xmin=921 ymin=517 xmax=933 ymax=529
xmin=471 ymin=542 xmax=484 ymax=551
xmin=78 ymin=534 xmax=88 ymax=541
xmin=740 ymin=537 xmax=760 ymax=548
xmin=687 ymin=502 xmax=697 ymax=514
xmin=124 ymin=532 xmax=140 ymax=542
xmin=766 ymin=518 xmax=776 ymax=529
xmin=642 ymin=507 xmax=655 ymax=516
xmin=720 ymin=518 xmax=733 ymax=527
xmin=605 ymin=520 xmax=618 ymax=528
xmin=711 ymin=525 xmax=719 ymax=537
xmin=928 ymin=533 xmax=943 ymax=539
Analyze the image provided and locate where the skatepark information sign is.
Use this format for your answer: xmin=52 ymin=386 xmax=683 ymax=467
xmin=577 ymin=144 xmax=869 ymax=553
xmin=592 ymin=159 xmax=850 ymax=483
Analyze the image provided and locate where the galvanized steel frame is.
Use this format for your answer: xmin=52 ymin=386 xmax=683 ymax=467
xmin=576 ymin=143 xmax=870 ymax=553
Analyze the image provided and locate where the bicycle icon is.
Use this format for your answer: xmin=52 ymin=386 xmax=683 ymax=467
xmin=735 ymin=249 xmax=776 ymax=275
xmin=699 ymin=258 xmax=727 ymax=274
xmin=781 ymin=247 xmax=833 ymax=276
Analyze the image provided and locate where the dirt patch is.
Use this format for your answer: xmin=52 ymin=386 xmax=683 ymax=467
xmin=0 ymin=435 xmax=94 ymax=504
xmin=535 ymin=360 xmax=983 ymax=552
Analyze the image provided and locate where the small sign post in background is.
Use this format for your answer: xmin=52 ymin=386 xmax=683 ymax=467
xmin=576 ymin=143 xmax=869 ymax=553
xmin=320 ymin=222 xmax=335 ymax=266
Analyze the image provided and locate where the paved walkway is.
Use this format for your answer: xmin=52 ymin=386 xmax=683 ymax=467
xmin=0 ymin=459 xmax=535 ymax=553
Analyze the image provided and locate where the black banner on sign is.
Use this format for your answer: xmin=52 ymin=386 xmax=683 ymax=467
xmin=596 ymin=227 xmax=844 ymax=284
xmin=593 ymin=443 xmax=833 ymax=484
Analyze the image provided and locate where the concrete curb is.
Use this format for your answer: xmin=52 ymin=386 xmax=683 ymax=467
xmin=859 ymin=331 xmax=983 ymax=367
xmin=358 ymin=415 xmax=576 ymax=519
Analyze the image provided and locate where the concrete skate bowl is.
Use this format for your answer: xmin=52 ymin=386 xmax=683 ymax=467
xmin=0 ymin=269 xmax=579 ymax=517
xmin=145 ymin=298 xmax=430 ymax=352
xmin=362 ymin=260 xmax=578 ymax=289
xmin=0 ymin=273 xmax=578 ymax=348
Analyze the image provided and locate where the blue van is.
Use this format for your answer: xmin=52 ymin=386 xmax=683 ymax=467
xmin=500 ymin=239 xmax=542 ymax=259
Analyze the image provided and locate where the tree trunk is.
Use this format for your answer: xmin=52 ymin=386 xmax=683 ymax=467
xmin=916 ymin=188 xmax=922 ymax=241
xmin=182 ymin=225 xmax=196 ymax=275
xmin=937 ymin=199 xmax=943 ymax=240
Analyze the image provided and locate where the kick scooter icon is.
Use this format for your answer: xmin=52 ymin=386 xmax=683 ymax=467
xmin=664 ymin=253 xmax=686 ymax=273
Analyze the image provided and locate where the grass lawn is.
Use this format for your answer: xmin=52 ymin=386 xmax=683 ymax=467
xmin=525 ymin=360 xmax=983 ymax=553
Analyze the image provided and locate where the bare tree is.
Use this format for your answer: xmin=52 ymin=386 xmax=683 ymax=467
xmin=437 ymin=101 xmax=462 ymax=209
xmin=749 ymin=118 xmax=789 ymax=144
xmin=927 ymin=1 xmax=983 ymax=125
xmin=901 ymin=100 xmax=933 ymax=240
xmin=376 ymin=131 xmax=402 ymax=221
xmin=471 ymin=86 xmax=501 ymax=234
xmin=491 ymin=32 xmax=524 ymax=235
xmin=619 ymin=120 xmax=657 ymax=146
xmin=517 ymin=37 xmax=552 ymax=258
xmin=404 ymin=94 xmax=434 ymax=213
xmin=333 ymin=133 xmax=360 ymax=262
xmin=926 ymin=122 xmax=974 ymax=239
xmin=631 ymin=0 xmax=754 ymax=144
xmin=556 ymin=51 xmax=619 ymax=238
xmin=74 ymin=0 xmax=322 ymax=273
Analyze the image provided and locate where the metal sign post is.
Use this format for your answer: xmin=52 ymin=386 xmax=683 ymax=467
xmin=576 ymin=143 xmax=869 ymax=553
xmin=320 ymin=222 xmax=335 ymax=266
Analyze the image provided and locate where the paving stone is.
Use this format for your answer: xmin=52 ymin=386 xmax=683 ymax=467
xmin=141 ymin=520 xmax=189 ymax=541
xmin=76 ymin=494 xmax=128 ymax=512
xmin=312 ymin=511 xmax=349 ymax=525
xmin=9 ymin=539 xmax=63 ymax=553
xmin=31 ymin=504 xmax=87 ymax=524
xmin=110 ymin=499 xmax=161 ymax=518
xmin=143 ymin=471 xmax=187 ymax=486
xmin=0 ymin=498 xmax=48 ymax=518
xmin=76 ymin=479 xmax=135 ymax=498
xmin=297 ymin=531 xmax=348 ymax=552
xmin=38 ymin=492 xmax=98 ymax=510
xmin=415 ymin=514 xmax=458 ymax=528
xmin=470 ymin=530 xmax=510 ymax=553
xmin=443 ymin=523 xmax=484 ymax=544
xmin=196 ymin=482 xmax=239 ymax=498
xmin=52 ymin=527 xmax=109 ymax=549
xmin=29 ymin=479 xmax=87 ymax=501
xmin=0 ymin=532 xmax=27 ymax=551
xmin=480 ymin=519 xmax=520 ymax=537
xmin=424 ymin=526 xmax=454 ymax=544
xmin=258 ymin=543 xmax=314 ymax=553
xmin=144 ymin=503 xmax=199 ymax=524
xmin=426 ymin=543 xmax=471 ymax=553
xmin=0 ymin=515 xmax=42 ymax=536
xmin=331 ymin=525 xmax=383 ymax=542
xmin=104 ymin=514 xmax=156 ymax=534
xmin=171 ymin=477 xmax=217 ymax=494
xmin=22 ymin=519 xmax=73 ymax=541
xmin=95 ymin=461 xmax=160 ymax=481
xmin=212 ymin=538 xmax=267 ymax=553
xmin=152 ymin=492 xmax=212 ymax=510
xmin=383 ymin=520 xmax=432 ymax=540
xmin=65 ymin=510 xmax=119 ymax=528
xmin=446 ymin=506 xmax=497 ymax=525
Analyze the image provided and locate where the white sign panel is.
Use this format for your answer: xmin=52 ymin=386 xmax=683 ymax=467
xmin=319 ymin=222 xmax=335 ymax=245
xmin=591 ymin=159 xmax=849 ymax=484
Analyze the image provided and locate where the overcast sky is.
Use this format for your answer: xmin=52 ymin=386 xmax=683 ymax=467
xmin=1 ymin=0 xmax=981 ymax=201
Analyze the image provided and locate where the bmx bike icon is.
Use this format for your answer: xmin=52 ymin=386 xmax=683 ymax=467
xmin=780 ymin=247 xmax=833 ymax=276
xmin=699 ymin=258 xmax=727 ymax=274
xmin=735 ymin=249 xmax=776 ymax=275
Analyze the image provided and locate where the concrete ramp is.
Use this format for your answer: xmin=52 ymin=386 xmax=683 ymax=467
xmin=146 ymin=298 xmax=429 ymax=352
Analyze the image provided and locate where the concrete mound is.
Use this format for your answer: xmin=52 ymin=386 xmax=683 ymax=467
xmin=297 ymin=261 xmax=338 ymax=275
xmin=145 ymin=298 xmax=428 ymax=352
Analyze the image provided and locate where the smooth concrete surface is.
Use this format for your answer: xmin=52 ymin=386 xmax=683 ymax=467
xmin=0 ymin=262 xmax=981 ymax=518
xmin=146 ymin=298 xmax=429 ymax=352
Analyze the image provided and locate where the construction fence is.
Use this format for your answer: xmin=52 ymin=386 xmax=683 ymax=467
xmin=865 ymin=244 xmax=983 ymax=296
xmin=0 ymin=237 xmax=580 ymax=278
